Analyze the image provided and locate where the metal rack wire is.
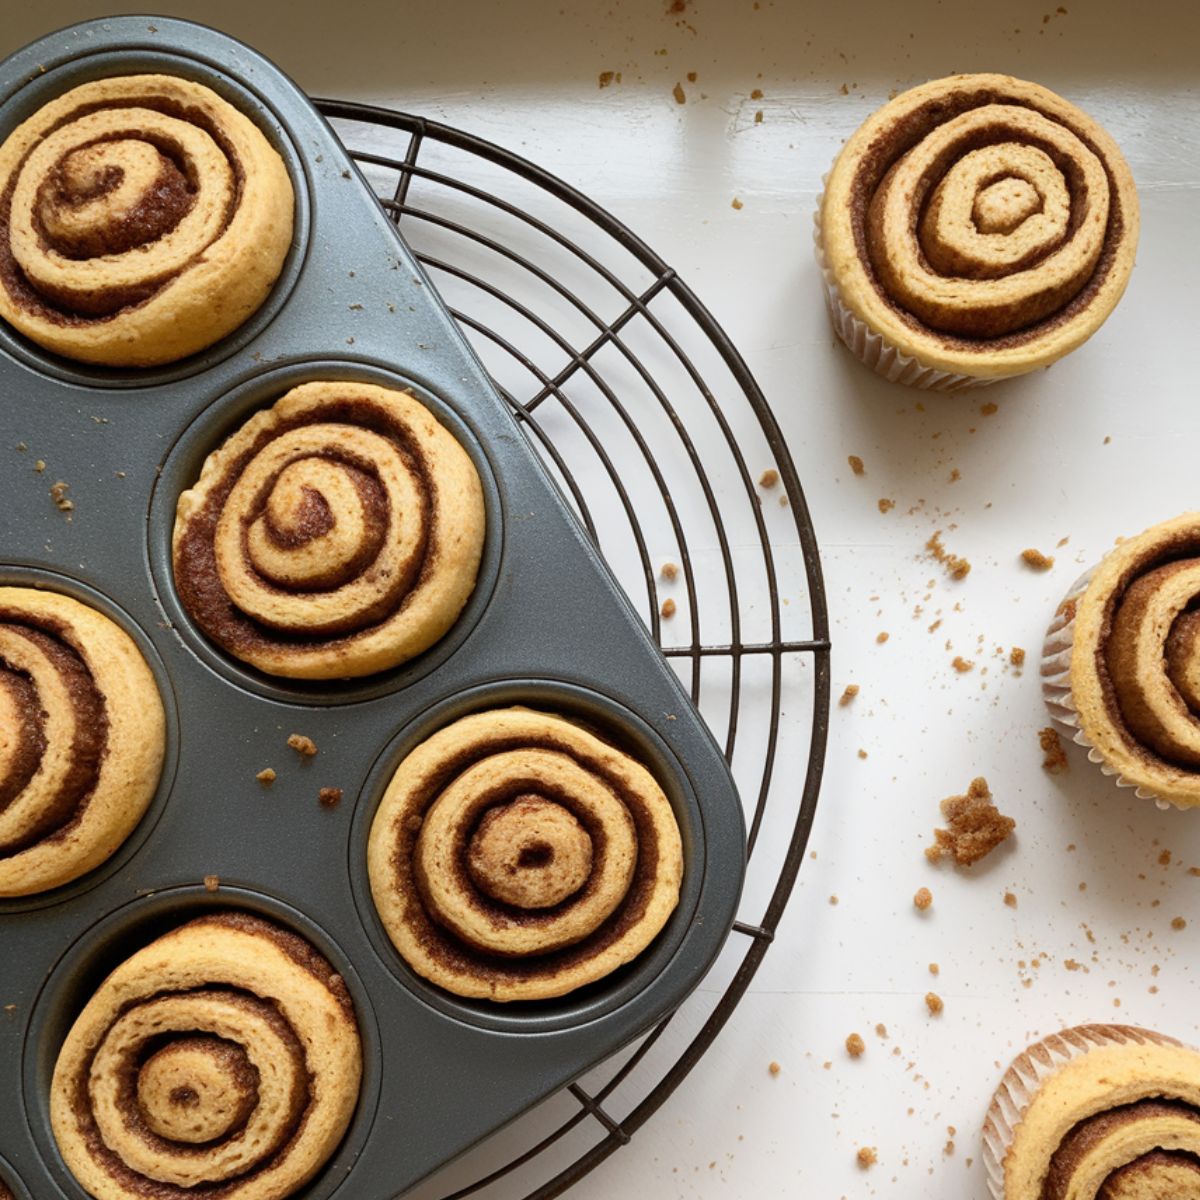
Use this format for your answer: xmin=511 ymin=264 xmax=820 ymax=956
xmin=317 ymin=99 xmax=831 ymax=1199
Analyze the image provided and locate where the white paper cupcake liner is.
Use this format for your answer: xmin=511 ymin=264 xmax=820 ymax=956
xmin=812 ymin=185 xmax=999 ymax=394
xmin=981 ymin=1024 xmax=1184 ymax=1200
xmin=1041 ymin=565 xmax=1178 ymax=811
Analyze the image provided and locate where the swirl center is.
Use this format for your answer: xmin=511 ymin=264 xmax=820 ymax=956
xmin=468 ymin=796 xmax=593 ymax=909
xmin=972 ymin=176 xmax=1041 ymax=234
xmin=136 ymin=1036 xmax=257 ymax=1144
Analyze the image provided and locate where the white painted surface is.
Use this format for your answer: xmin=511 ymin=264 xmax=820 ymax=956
xmin=5 ymin=1 xmax=1200 ymax=1195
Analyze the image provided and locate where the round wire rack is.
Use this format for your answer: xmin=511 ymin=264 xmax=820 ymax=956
xmin=317 ymin=99 xmax=831 ymax=1199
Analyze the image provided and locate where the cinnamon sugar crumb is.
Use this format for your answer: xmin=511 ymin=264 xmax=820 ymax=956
xmin=318 ymin=787 xmax=343 ymax=809
xmin=759 ymin=468 xmax=779 ymax=488
xmin=980 ymin=402 xmax=998 ymax=416
xmin=1039 ymin=727 xmax=1069 ymax=774
xmin=926 ymin=777 xmax=1015 ymax=866
xmin=925 ymin=992 xmax=944 ymax=1015
xmin=876 ymin=631 xmax=889 ymax=644
xmin=928 ymin=963 xmax=939 ymax=975
xmin=878 ymin=498 xmax=895 ymax=513
xmin=845 ymin=1032 xmax=865 ymax=1058
xmin=839 ymin=684 xmax=860 ymax=707
xmin=951 ymin=656 xmax=974 ymax=673
xmin=731 ymin=196 xmax=743 ymax=210
xmin=1004 ymin=892 xmax=1018 ymax=908
xmin=598 ymin=71 xmax=616 ymax=88
xmin=768 ymin=1060 xmax=781 ymax=1076
xmin=1010 ymin=647 xmax=1026 ymax=667
xmin=913 ymin=887 xmax=933 ymax=911
xmin=50 ymin=480 xmax=73 ymax=513
xmin=203 ymin=874 xmax=220 ymax=892
xmin=287 ymin=734 xmax=318 ymax=757
xmin=672 ymin=81 xmax=686 ymax=104
xmin=1172 ymin=917 xmax=1187 ymax=931
xmin=856 ymin=1147 xmax=877 ymax=1169
xmin=848 ymin=454 xmax=866 ymax=476
xmin=750 ymin=87 xmax=763 ymax=100
xmin=1021 ymin=547 xmax=1055 ymax=571
xmin=660 ymin=561 xmax=679 ymax=582
xmin=661 ymin=597 xmax=677 ymax=618
xmin=255 ymin=768 xmax=277 ymax=784
xmin=926 ymin=531 xmax=971 ymax=580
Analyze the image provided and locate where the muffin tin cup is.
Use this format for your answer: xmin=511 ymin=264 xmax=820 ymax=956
xmin=980 ymin=1024 xmax=1186 ymax=1200
xmin=1041 ymin=565 xmax=1177 ymax=810
xmin=812 ymin=183 xmax=999 ymax=394
xmin=0 ymin=16 xmax=746 ymax=1199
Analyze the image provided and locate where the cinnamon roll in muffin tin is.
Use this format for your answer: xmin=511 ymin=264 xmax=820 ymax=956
xmin=0 ymin=17 xmax=745 ymax=1199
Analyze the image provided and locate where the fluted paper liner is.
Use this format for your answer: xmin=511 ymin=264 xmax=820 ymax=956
xmin=981 ymin=1024 xmax=1185 ymax=1200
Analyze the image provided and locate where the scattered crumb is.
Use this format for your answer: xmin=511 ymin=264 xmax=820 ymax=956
xmin=768 ymin=1061 xmax=781 ymax=1076
xmin=848 ymin=455 xmax=865 ymax=476
xmin=319 ymin=787 xmax=343 ymax=809
xmin=951 ymin=656 xmax=974 ymax=673
xmin=857 ymin=748 xmax=868 ymax=759
xmin=203 ymin=874 xmax=220 ymax=892
xmin=34 ymin=459 xmax=45 ymax=473
xmin=1039 ymin=727 xmax=1069 ymax=775
xmin=875 ymin=632 xmax=890 ymax=646
xmin=731 ymin=196 xmax=744 ymax=210
xmin=1004 ymin=892 xmax=1018 ymax=908
xmin=981 ymin=401 xmax=998 ymax=416
xmin=913 ymin=887 xmax=933 ymax=912
xmin=875 ymin=1023 xmax=888 ymax=1038
xmin=927 ymin=531 xmax=971 ymax=580
xmin=759 ymin=468 xmax=779 ymax=488
xmin=839 ymin=684 xmax=860 ymax=707
xmin=1021 ymin=548 xmax=1055 ymax=571
xmin=929 ymin=963 xmax=940 ymax=975
xmin=926 ymin=777 xmax=1016 ymax=866
xmin=50 ymin=480 xmax=73 ymax=513
xmin=750 ymin=87 xmax=764 ymax=100
xmin=754 ymin=109 xmax=763 ymax=123
xmin=255 ymin=768 xmax=277 ymax=785
xmin=672 ymin=81 xmax=686 ymax=104
xmin=845 ymin=1032 xmax=865 ymax=1058
xmin=925 ymin=992 xmax=944 ymax=1016
xmin=1172 ymin=917 xmax=1188 ymax=931
xmin=856 ymin=1147 xmax=877 ymax=1169
xmin=661 ymin=597 xmax=677 ymax=618
xmin=598 ymin=70 xmax=616 ymax=88
xmin=660 ymin=561 xmax=679 ymax=582
xmin=288 ymin=734 xmax=318 ymax=757
xmin=1010 ymin=647 xmax=1026 ymax=667
xmin=829 ymin=894 xmax=839 ymax=905
xmin=878 ymin=498 xmax=895 ymax=514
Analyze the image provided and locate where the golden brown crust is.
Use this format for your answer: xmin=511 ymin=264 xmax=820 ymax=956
xmin=367 ymin=708 xmax=684 ymax=1001
xmin=0 ymin=75 xmax=293 ymax=367
xmin=172 ymin=381 xmax=486 ymax=680
xmin=820 ymin=74 xmax=1138 ymax=379
xmin=0 ymin=587 xmax=164 ymax=896
xmin=50 ymin=912 xmax=361 ymax=1200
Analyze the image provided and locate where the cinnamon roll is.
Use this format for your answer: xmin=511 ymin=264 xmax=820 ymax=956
xmin=0 ymin=1180 xmax=12 ymax=1200
xmin=817 ymin=74 xmax=1138 ymax=389
xmin=51 ymin=912 xmax=362 ymax=1200
xmin=0 ymin=74 xmax=293 ymax=366
xmin=0 ymin=587 xmax=164 ymax=896
xmin=1043 ymin=514 xmax=1200 ymax=808
xmin=983 ymin=1025 xmax=1200 ymax=1200
xmin=367 ymin=708 xmax=684 ymax=1001
xmin=172 ymin=381 xmax=486 ymax=680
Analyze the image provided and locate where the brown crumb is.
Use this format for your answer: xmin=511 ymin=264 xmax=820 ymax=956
xmin=50 ymin=480 xmax=73 ymax=512
xmin=672 ymin=81 xmax=686 ymax=104
xmin=660 ymin=561 xmax=679 ymax=582
xmin=731 ymin=197 xmax=743 ymax=210
xmin=951 ymin=656 xmax=974 ymax=673
xmin=929 ymin=963 xmax=939 ymax=975
xmin=1039 ymin=727 xmax=1069 ymax=775
xmin=1172 ymin=917 xmax=1187 ymax=931
xmin=839 ymin=684 xmax=860 ymax=707
xmin=598 ymin=71 xmax=615 ymax=88
xmin=856 ymin=1147 xmax=877 ymax=1169
xmin=913 ymin=887 xmax=933 ymax=911
xmin=944 ymin=1140 xmax=955 ymax=1156
xmin=925 ymin=992 xmax=944 ymax=1016
xmin=845 ymin=1032 xmax=865 ymax=1058
xmin=980 ymin=401 xmax=998 ymax=416
xmin=34 ymin=459 xmax=45 ymax=473
xmin=875 ymin=631 xmax=890 ymax=645
xmin=288 ymin=733 xmax=318 ymax=757
xmin=750 ymin=87 xmax=763 ymax=99
xmin=1010 ymin=647 xmax=1026 ymax=667
xmin=875 ymin=1023 xmax=888 ymax=1038
xmin=878 ymin=498 xmax=895 ymax=513
xmin=1021 ymin=547 xmax=1055 ymax=571
xmin=686 ymin=70 xmax=697 ymax=82
xmin=319 ymin=787 xmax=343 ymax=809
xmin=1004 ymin=891 xmax=1018 ymax=908
xmin=754 ymin=109 xmax=763 ymax=123
xmin=829 ymin=895 xmax=839 ymax=905
xmin=768 ymin=1060 xmax=781 ymax=1076
xmin=759 ymin=468 xmax=779 ymax=488
xmin=839 ymin=83 xmax=849 ymax=95
xmin=661 ymin=597 xmax=677 ymax=618
xmin=203 ymin=874 xmax=220 ymax=892
xmin=926 ymin=531 xmax=971 ymax=580
xmin=255 ymin=768 xmax=277 ymax=785
xmin=926 ymin=777 xmax=1015 ymax=867
xmin=848 ymin=454 xmax=865 ymax=476
xmin=857 ymin=748 xmax=868 ymax=759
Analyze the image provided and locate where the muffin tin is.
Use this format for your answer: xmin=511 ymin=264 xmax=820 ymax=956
xmin=0 ymin=16 xmax=746 ymax=1200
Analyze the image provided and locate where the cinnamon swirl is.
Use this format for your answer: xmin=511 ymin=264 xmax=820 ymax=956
xmin=50 ymin=912 xmax=362 ymax=1200
xmin=983 ymin=1025 xmax=1200 ymax=1200
xmin=0 ymin=74 xmax=293 ymax=366
xmin=172 ymin=381 xmax=486 ymax=680
xmin=1043 ymin=514 xmax=1200 ymax=808
xmin=817 ymin=74 xmax=1138 ymax=389
xmin=367 ymin=708 xmax=684 ymax=1001
xmin=0 ymin=587 xmax=164 ymax=896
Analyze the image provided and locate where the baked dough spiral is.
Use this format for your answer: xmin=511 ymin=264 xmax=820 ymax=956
xmin=367 ymin=708 xmax=684 ymax=1001
xmin=1044 ymin=514 xmax=1200 ymax=807
xmin=985 ymin=1025 xmax=1200 ymax=1200
xmin=173 ymin=381 xmax=486 ymax=680
xmin=820 ymin=74 xmax=1138 ymax=380
xmin=0 ymin=587 xmax=164 ymax=896
xmin=51 ymin=912 xmax=362 ymax=1200
xmin=0 ymin=74 xmax=293 ymax=366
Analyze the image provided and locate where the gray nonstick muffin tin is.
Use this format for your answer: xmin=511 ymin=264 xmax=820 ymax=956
xmin=0 ymin=15 xmax=747 ymax=1200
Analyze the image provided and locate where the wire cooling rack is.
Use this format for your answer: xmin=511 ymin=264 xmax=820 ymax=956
xmin=316 ymin=99 xmax=831 ymax=1199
